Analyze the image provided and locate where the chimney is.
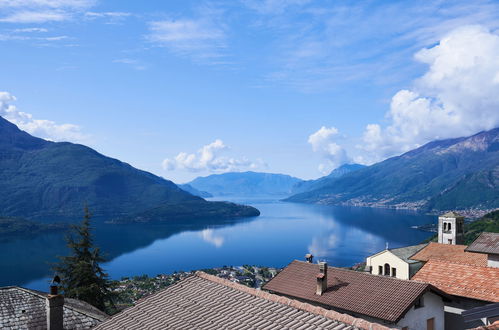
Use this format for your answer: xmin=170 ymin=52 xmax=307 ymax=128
xmin=316 ymin=262 xmax=328 ymax=296
xmin=305 ymin=253 xmax=314 ymax=263
xmin=47 ymin=277 xmax=64 ymax=330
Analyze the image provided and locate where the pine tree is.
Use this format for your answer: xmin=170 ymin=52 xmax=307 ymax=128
xmin=54 ymin=207 xmax=111 ymax=311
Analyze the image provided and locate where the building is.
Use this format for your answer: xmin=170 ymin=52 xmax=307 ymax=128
xmin=462 ymin=303 xmax=499 ymax=328
xmin=412 ymin=259 xmax=499 ymax=329
xmin=410 ymin=242 xmax=488 ymax=267
xmin=0 ymin=286 xmax=108 ymax=329
xmin=263 ymin=260 xmax=448 ymax=330
xmin=366 ymin=244 xmax=427 ymax=279
xmin=465 ymin=232 xmax=499 ymax=268
xmin=438 ymin=212 xmax=465 ymax=245
xmin=93 ymin=271 xmax=394 ymax=330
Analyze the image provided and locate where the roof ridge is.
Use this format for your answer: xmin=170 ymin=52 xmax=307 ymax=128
xmin=425 ymin=258 xmax=498 ymax=269
xmin=293 ymin=260 xmax=429 ymax=285
xmin=195 ymin=271 xmax=397 ymax=330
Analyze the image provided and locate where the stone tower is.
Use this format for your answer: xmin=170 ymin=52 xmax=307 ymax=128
xmin=438 ymin=212 xmax=465 ymax=245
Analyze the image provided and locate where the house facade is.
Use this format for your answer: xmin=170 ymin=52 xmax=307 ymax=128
xmin=366 ymin=244 xmax=427 ymax=279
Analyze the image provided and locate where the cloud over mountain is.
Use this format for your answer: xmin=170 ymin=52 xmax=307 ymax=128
xmin=162 ymin=139 xmax=263 ymax=173
xmin=0 ymin=91 xmax=87 ymax=143
xmin=308 ymin=126 xmax=350 ymax=174
xmin=360 ymin=25 xmax=499 ymax=162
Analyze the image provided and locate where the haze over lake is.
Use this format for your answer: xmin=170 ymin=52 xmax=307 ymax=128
xmin=0 ymin=197 xmax=435 ymax=291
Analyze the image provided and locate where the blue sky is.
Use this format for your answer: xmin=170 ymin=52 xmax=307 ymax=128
xmin=2 ymin=0 xmax=499 ymax=182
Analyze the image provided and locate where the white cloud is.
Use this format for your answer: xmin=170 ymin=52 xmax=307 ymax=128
xmin=0 ymin=0 xmax=95 ymax=9
xmin=0 ymin=91 xmax=88 ymax=143
xmin=13 ymin=27 xmax=48 ymax=32
xmin=308 ymin=126 xmax=350 ymax=174
xmin=162 ymin=139 xmax=263 ymax=173
xmin=113 ymin=58 xmax=147 ymax=70
xmin=0 ymin=10 xmax=69 ymax=22
xmin=147 ymin=16 xmax=227 ymax=61
xmin=361 ymin=25 xmax=499 ymax=161
xmin=0 ymin=0 xmax=94 ymax=23
xmin=200 ymin=229 xmax=224 ymax=248
xmin=242 ymin=0 xmax=311 ymax=14
xmin=252 ymin=0 xmax=499 ymax=92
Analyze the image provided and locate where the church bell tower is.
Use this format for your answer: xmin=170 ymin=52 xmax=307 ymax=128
xmin=438 ymin=212 xmax=465 ymax=245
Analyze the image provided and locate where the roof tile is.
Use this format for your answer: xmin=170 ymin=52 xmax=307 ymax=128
xmin=410 ymin=242 xmax=488 ymax=266
xmin=262 ymin=260 xmax=437 ymax=323
xmin=94 ymin=272 xmax=397 ymax=330
xmin=466 ymin=232 xmax=499 ymax=255
xmin=412 ymin=259 xmax=499 ymax=302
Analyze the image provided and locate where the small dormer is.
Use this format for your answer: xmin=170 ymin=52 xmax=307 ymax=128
xmin=438 ymin=212 xmax=464 ymax=245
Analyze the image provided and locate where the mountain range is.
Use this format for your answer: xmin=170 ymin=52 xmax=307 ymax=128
xmin=187 ymin=171 xmax=303 ymax=197
xmin=0 ymin=116 xmax=259 ymax=222
xmin=286 ymin=128 xmax=499 ymax=211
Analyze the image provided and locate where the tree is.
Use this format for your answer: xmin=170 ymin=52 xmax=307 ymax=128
xmin=53 ymin=207 xmax=111 ymax=311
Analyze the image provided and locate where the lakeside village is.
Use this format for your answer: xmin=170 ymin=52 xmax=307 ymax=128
xmin=1 ymin=211 xmax=498 ymax=330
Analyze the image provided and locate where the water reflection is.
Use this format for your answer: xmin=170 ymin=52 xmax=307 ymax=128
xmin=200 ymin=229 xmax=225 ymax=248
xmin=0 ymin=199 xmax=435 ymax=291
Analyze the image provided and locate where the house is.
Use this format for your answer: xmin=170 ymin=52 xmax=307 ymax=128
xmin=366 ymin=243 xmax=427 ymax=279
xmin=263 ymin=260 xmax=448 ymax=330
xmin=465 ymin=232 xmax=499 ymax=268
xmin=93 ymin=271 xmax=395 ymax=330
xmin=462 ymin=303 xmax=499 ymax=328
xmin=412 ymin=259 xmax=499 ymax=329
xmin=0 ymin=286 xmax=108 ymax=329
xmin=410 ymin=242 xmax=488 ymax=267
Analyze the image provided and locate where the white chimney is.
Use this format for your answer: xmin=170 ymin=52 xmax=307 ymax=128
xmin=316 ymin=262 xmax=328 ymax=296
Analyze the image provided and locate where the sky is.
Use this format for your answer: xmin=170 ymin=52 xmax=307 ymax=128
xmin=1 ymin=0 xmax=499 ymax=183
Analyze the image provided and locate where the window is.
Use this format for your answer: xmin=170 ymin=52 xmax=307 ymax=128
xmin=378 ymin=265 xmax=383 ymax=275
xmin=415 ymin=297 xmax=424 ymax=309
xmin=391 ymin=267 xmax=397 ymax=277
xmin=448 ymin=239 xmax=453 ymax=244
xmin=384 ymin=263 xmax=390 ymax=276
xmin=427 ymin=317 xmax=434 ymax=330
xmin=443 ymin=222 xmax=452 ymax=233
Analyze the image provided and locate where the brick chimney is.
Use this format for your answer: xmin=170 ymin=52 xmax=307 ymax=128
xmin=305 ymin=253 xmax=314 ymax=263
xmin=46 ymin=278 xmax=64 ymax=330
xmin=316 ymin=262 xmax=328 ymax=296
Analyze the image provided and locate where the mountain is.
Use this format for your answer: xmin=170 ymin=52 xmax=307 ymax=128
xmin=188 ymin=171 xmax=303 ymax=197
xmin=291 ymin=164 xmax=366 ymax=194
xmin=286 ymin=128 xmax=499 ymax=211
xmin=178 ymin=184 xmax=213 ymax=198
xmin=0 ymin=116 xmax=259 ymax=221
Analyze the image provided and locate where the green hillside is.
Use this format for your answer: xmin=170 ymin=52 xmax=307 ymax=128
xmin=0 ymin=116 xmax=259 ymax=222
xmin=287 ymin=128 xmax=499 ymax=211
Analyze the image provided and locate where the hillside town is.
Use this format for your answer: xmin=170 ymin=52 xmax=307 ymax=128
xmin=1 ymin=212 xmax=498 ymax=330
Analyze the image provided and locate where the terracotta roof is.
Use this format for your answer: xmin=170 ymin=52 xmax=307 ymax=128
xmin=412 ymin=259 xmax=499 ymax=302
xmin=466 ymin=232 xmax=499 ymax=255
xmin=410 ymin=242 xmax=488 ymax=266
xmin=94 ymin=272 xmax=395 ymax=330
xmin=0 ymin=286 xmax=108 ymax=329
xmin=262 ymin=260 xmax=442 ymax=323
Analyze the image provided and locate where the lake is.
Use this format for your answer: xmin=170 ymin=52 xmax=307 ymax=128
xmin=0 ymin=197 xmax=436 ymax=291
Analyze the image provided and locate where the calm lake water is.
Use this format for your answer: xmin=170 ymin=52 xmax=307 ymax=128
xmin=0 ymin=197 xmax=436 ymax=291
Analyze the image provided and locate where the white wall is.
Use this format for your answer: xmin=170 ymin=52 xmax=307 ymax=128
xmin=488 ymin=254 xmax=499 ymax=268
xmin=367 ymin=250 xmax=410 ymax=280
xmin=397 ymin=292 xmax=445 ymax=330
